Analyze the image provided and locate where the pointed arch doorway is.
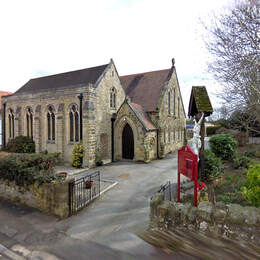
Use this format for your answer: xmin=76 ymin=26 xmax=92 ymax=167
xmin=122 ymin=123 xmax=134 ymax=159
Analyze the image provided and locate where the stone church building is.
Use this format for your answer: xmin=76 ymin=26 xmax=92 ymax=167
xmin=1 ymin=59 xmax=186 ymax=168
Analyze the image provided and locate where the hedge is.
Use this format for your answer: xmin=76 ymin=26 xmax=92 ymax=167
xmin=206 ymin=125 xmax=221 ymax=136
xmin=4 ymin=136 xmax=35 ymax=153
xmin=0 ymin=153 xmax=62 ymax=186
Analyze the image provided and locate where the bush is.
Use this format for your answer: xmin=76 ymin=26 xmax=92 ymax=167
xmin=244 ymin=151 xmax=256 ymax=158
xmin=4 ymin=136 xmax=35 ymax=153
xmin=209 ymin=134 xmax=238 ymax=160
xmin=72 ymin=142 xmax=84 ymax=168
xmin=241 ymin=163 xmax=260 ymax=207
xmin=201 ymin=149 xmax=222 ymax=184
xmin=206 ymin=125 xmax=221 ymax=136
xmin=233 ymin=156 xmax=251 ymax=169
xmin=0 ymin=153 xmax=59 ymax=186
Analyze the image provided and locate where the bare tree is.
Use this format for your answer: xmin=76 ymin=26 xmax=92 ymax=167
xmin=204 ymin=0 xmax=260 ymax=120
xmin=207 ymin=105 xmax=230 ymax=121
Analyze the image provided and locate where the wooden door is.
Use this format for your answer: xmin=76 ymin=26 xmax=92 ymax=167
xmin=122 ymin=123 xmax=134 ymax=159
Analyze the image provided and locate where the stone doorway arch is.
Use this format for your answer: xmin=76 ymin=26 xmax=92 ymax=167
xmin=122 ymin=123 xmax=134 ymax=159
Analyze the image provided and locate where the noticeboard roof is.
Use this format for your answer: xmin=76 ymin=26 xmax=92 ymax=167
xmin=188 ymin=86 xmax=213 ymax=117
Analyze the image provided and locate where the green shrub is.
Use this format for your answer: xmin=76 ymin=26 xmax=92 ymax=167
xmin=0 ymin=153 xmax=59 ymax=186
xmin=233 ymin=155 xmax=251 ymax=169
xmin=72 ymin=142 xmax=84 ymax=168
xmin=201 ymin=149 xmax=222 ymax=184
xmin=4 ymin=136 xmax=35 ymax=153
xmin=244 ymin=151 xmax=256 ymax=158
xmin=241 ymin=163 xmax=260 ymax=207
xmin=209 ymin=134 xmax=238 ymax=160
xmin=206 ymin=125 xmax=221 ymax=136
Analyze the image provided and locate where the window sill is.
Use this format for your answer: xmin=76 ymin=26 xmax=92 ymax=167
xmin=68 ymin=141 xmax=80 ymax=145
xmin=47 ymin=140 xmax=55 ymax=144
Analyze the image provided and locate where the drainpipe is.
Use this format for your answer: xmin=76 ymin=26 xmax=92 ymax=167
xmin=2 ymin=103 xmax=6 ymax=148
xmin=78 ymin=93 xmax=83 ymax=141
xmin=111 ymin=113 xmax=117 ymax=162
xmin=156 ymin=129 xmax=159 ymax=159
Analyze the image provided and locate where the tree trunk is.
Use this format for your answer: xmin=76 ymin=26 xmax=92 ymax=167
xmin=207 ymin=182 xmax=216 ymax=205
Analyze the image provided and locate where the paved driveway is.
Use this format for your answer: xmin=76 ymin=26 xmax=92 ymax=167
xmin=66 ymin=154 xmax=180 ymax=248
xmin=0 ymin=153 xmax=185 ymax=259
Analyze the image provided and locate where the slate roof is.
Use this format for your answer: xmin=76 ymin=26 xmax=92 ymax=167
xmin=15 ymin=64 xmax=109 ymax=94
xmin=129 ymin=102 xmax=156 ymax=131
xmin=188 ymin=86 xmax=213 ymax=117
xmin=120 ymin=69 xmax=172 ymax=112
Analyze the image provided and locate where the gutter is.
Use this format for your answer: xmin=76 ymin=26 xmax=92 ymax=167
xmin=2 ymin=103 xmax=6 ymax=147
xmin=78 ymin=93 xmax=83 ymax=141
xmin=156 ymin=128 xmax=159 ymax=159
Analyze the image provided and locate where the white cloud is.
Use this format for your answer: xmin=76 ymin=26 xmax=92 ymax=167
xmin=0 ymin=0 xmax=231 ymax=109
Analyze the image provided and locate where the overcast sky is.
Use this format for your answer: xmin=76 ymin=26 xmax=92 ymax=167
xmin=0 ymin=0 xmax=234 ymax=113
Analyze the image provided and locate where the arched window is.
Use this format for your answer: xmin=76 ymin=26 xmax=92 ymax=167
xmin=178 ymin=97 xmax=180 ymax=118
xmin=26 ymin=107 xmax=33 ymax=138
xmin=173 ymin=88 xmax=176 ymax=115
xmin=8 ymin=109 xmax=14 ymax=139
xmin=69 ymin=105 xmax=79 ymax=142
xmin=168 ymin=92 xmax=171 ymax=114
xmin=47 ymin=106 xmax=55 ymax=141
xmin=110 ymin=87 xmax=116 ymax=109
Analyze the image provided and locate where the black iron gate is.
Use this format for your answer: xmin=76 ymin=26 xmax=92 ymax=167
xmin=151 ymin=181 xmax=172 ymax=201
xmin=69 ymin=171 xmax=100 ymax=215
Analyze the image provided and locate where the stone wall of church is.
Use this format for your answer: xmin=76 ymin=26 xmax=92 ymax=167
xmin=152 ymin=69 xmax=186 ymax=158
xmin=114 ymin=102 xmax=157 ymax=162
xmin=2 ymin=85 xmax=97 ymax=168
xmin=144 ymin=130 xmax=157 ymax=162
xmin=95 ymin=63 xmax=125 ymax=164
xmin=1 ymin=63 xmax=186 ymax=166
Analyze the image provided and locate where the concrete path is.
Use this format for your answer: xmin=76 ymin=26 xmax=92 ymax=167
xmin=0 ymin=153 xmax=186 ymax=259
xmin=63 ymin=155 xmax=181 ymax=252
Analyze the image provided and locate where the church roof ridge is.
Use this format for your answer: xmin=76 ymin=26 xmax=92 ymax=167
xmin=29 ymin=63 xmax=109 ymax=81
xmin=120 ymin=68 xmax=171 ymax=78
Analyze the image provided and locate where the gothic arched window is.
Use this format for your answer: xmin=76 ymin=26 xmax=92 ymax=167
xmin=69 ymin=105 xmax=79 ymax=142
xmin=173 ymin=88 xmax=176 ymax=115
xmin=47 ymin=106 xmax=55 ymax=141
xmin=26 ymin=107 xmax=33 ymax=138
xmin=178 ymin=97 xmax=180 ymax=118
xmin=168 ymin=91 xmax=171 ymax=114
xmin=110 ymin=87 xmax=116 ymax=109
xmin=8 ymin=109 xmax=15 ymax=139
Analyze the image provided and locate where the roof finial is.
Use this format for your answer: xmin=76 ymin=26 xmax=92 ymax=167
xmin=172 ymin=58 xmax=175 ymax=67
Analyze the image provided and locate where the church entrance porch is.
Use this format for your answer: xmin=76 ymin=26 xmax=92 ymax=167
xmin=122 ymin=123 xmax=134 ymax=159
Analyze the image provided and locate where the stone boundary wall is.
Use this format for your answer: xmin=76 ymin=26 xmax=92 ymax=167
xmin=0 ymin=179 xmax=73 ymax=219
xmin=150 ymin=194 xmax=260 ymax=245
